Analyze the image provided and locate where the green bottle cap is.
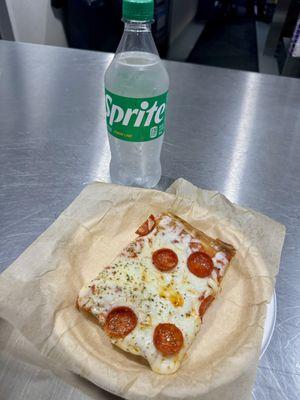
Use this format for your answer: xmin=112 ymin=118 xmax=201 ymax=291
xmin=123 ymin=0 xmax=154 ymax=21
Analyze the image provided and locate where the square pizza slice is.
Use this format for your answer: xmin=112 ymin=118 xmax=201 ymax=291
xmin=77 ymin=213 xmax=236 ymax=374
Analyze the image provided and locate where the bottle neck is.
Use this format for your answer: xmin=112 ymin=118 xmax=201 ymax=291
xmin=115 ymin=20 xmax=158 ymax=56
xmin=123 ymin=20 xmax=152 ymax=33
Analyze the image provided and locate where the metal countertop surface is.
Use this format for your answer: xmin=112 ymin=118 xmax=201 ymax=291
xmin=0 ymin=41 xmax=299 ymax=400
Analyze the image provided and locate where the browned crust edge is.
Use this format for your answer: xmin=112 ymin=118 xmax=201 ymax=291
xmin=161 ymin=212 xmax=236 ymax=260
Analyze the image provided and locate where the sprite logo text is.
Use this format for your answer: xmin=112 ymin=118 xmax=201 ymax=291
xmin=105 ymin=89 xmax=168 ymax=142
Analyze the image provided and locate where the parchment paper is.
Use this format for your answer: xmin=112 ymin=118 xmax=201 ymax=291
xmin=0 ymin=179 xmax=285 ymax=400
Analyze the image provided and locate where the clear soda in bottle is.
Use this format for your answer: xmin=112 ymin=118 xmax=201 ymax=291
xmin=104 ymin=0 xmax=169 ymax=188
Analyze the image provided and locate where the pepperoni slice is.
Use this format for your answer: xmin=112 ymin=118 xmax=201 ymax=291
xmin=153 ymin=323 xmax=184 ymax=356
xmin=136 ymin=215 xmax=156 ymax=236
xmin=104 ymin=307 xmax=137 ymax=338
xmin=199 ymin=295 xmax=215 ymax=319
xmin=187 ymin=251 xmax=213 ymax=278
xmin=152 ymin=248 xmax=178 ymax=271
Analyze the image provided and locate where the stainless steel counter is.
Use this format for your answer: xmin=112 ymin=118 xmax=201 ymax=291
xmin=0 ymin=40 xmax=299 ymax=400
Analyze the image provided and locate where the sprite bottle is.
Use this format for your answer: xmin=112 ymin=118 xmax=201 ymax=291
xmin=104 ymin=0 xmax=169 ymax=188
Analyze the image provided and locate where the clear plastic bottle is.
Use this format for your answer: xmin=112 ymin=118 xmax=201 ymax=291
xmin=104 ymin=0 xmax=169 ymax=188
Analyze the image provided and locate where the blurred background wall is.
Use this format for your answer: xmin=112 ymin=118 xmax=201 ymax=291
xmin=0 ymin=0 xmax=67 ymax=46
xmin=0 ymin=0 xmax=299 ymax=77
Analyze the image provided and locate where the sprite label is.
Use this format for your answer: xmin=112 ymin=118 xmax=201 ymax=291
xmin=105 ymin=89 xmax=168 ymax=142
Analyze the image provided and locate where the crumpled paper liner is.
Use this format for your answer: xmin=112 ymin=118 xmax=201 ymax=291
xmin=0 ymin=179 xmax=285 ymax=400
